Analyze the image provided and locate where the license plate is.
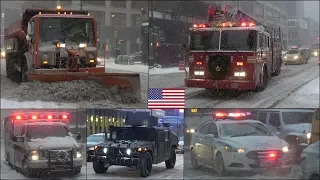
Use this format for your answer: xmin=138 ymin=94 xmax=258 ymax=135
xmin=231 ymin=83 xmax=238 ymax=89
xmin=212 ymin=81 xmax=218 ymax=87
xmin=260 ymin=160 xmax=274 ymax=167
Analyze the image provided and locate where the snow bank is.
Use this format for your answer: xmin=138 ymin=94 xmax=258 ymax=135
xmin=102 ymin=59 xmax=148 ymax=74
xmin=149 ymin=67 xmax=189 ymax=75
xmin=6 ymin=80 xmax=139 ymax=104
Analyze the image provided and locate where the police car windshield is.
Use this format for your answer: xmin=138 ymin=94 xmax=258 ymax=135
xmin=220 ymin=122 xmax=273 ymax=137
xmin=220 ymin=30 xmax=257 ymax=51
xmin=26 ymin=125 xmax=69 ymax=139
xmin=282 ymin=112 xmax=313 ymax=124
xmin=287 ymin=50 xmax=300 ymax=54
xmin=110 ymin=127 xmax=156 ymax=141
xmin=87 ymin=135 xmax=104 ymax=142
xmin=190 ymin=31 xmax=220 ymax=50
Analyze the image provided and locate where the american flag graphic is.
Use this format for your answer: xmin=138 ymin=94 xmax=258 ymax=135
xmin=148 ymin=88 xmax=185 ymax=109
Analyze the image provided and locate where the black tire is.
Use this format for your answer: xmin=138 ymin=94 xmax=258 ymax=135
xmin=310 ymin=174 xmax=320 ymax=180
xmin=74 ymin=166 xmax=81 ymax=174
xmin=165 ymin=148 xmax=176 ymax=169
xmin=139 ymin=152 xmax=152 ymax=177
xmin=93 ymin=160 xmax=107 ymax=174
xmin=20 ymin=58 xmax=28 ymax=83
xmin=254 ymin=66 xmax=268 ymax=92
xmin=5 ymin=58 xmax=14 ymax=78
xmin=214 ymin=153 xmax=226 ymax=176
xmin=190 ymin=149 xmax=198 ymax=168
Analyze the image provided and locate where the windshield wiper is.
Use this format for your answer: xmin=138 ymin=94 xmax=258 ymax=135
xmin=230 ymin=132 xmax=257 ymax=137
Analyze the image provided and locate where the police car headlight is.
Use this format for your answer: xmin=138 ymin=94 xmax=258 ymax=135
xmin=30 ymin=150 xmax=39 ymax=161
xmin=282 ymin=146 xmax=289 ymax=153
xmin=126 ymin=149 xmax=131 ymax=155
xmin=225 ymin=145 xmax=245 ymax=153
xmin=88 ymin=147 xmax=94 ymax=150
xmin=294 ymin=55 xmax=299 ymax=59
xmin=284 ymin=56 xmax=287 ymax=59
xmin=306 ymin=133 xmax=311 ymax=139
xmin=190 ymin=129 xmax=195 ymax=133
xmin=103 ymin=148 xmax=107 ymax=154
xmin=76 ymin=151 xmax=82 ymax=158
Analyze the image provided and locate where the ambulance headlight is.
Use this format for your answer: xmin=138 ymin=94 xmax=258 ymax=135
xmin=76 ymin=151 xmax=82 ymax=158
xmin=306 ymin=133 xmax=311 ymax=139
xmin=294 ymin=55 xmax=299 ymax=59
xmin=30 ymin=150 xmax=39 ymax=161
xmin=194 ymin=71 xmax=204 ymax=76
xmin=103 ymin=148 xmax=107 ymax=154
xmin=126 ymin=149 xmax=131 ymax=155
xmin=282 ymin=146 xmax=289 ymax=153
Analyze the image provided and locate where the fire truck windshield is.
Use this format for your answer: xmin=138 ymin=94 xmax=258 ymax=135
xmin=189 ymin=31 xmax=220 ymax=50
xmin=220 ymin=30 xmax=257 ymax=51
xmin=26 ymin=124 xmax=69 ymax=139
xmin=40 ymin=17 xmax=94 ymax=43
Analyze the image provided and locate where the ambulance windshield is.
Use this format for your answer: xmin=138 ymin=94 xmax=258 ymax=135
xmin=26 ymin=124 xmax=69 ymax=139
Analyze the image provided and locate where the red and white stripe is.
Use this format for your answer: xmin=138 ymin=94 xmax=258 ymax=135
xmin=148 ymin=88 xmax=185 ymax=109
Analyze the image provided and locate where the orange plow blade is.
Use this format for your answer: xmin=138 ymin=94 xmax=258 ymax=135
xmin=27 ymin=68 xmax=141 ymax=101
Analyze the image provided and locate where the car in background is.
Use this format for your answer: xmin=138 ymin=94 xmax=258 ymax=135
xmin=299 ymin=141 xmax=319 ymax=180
xmin=190 ymin=112 xmax=292 ymax=176
xmin=311 ymin=43 xmax=319 ymax=58
xmin=176 ymin=136 xmax=184 ymax=154
xmin=87 ymin=133 xmax=105 ymax=161
xmin=284 ymin=48 xmax=308 ymax=65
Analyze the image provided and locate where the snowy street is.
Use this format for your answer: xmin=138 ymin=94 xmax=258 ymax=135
xmin=183 ymin=149 xmax=300 ymax=179
xmin=149 ymin=57 xmax=319 ymax=108
xmin=85 ymin=154 xmax=183 ymax=179
xmin=0 ymin=58 xmax=148 ymax=109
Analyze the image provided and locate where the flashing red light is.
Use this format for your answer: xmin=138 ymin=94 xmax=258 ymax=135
xmin=241 ymin=22 xmax=246 ymax=26
xmin=196 ymin=62 xmax=203 ymax=65
xmin=228 ymin=113 xmax=247 ymax=117
xmin=249 ymin=23 xmax=255 ymax=26
xmin=193 ymin=24 xmax=209 ymax=28
xmin=62 ymin=115 xmax=69 ymax=119
xmin=215 ymin=112 xmax=228 ymax=117
xmin=241 ymin=22 xmax=255 ymax=27
xmin=317 ymin=37 xmax=319 ymax=40
xmin=269 ymin=153 xmax=276 ymax=157
xmin=47 ymin=115 xmax=53 ymax=119
xmin=237 ymin=62 xmax=244 ymax=66
xmin=16 ymin=115 xmax=22 ymax=120
xmin=31 ymin=115 xmax=38 ymax=120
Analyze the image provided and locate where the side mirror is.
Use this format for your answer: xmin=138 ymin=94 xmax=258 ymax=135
xmin=12 ymin=135 xmax=24 ymax=142
xmin=76 ymin=132 xmax=81 ymax=140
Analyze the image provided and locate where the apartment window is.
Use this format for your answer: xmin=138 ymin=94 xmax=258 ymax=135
xmin=111 ymin=12 xmax=126 ymax=26
xmin=89 ymin=11 xmax=105 ymax=25
xmin=255 ymin=2 xmax=264 ymax=18
xmin=131 ymin=14 xmax=141 ymax=26
xmin=80 ymin=0 xmax=105 ymax=6
xmin=266 ymin=7 xmax=273 ymax=20
xmin=288 ymin=20 xmax=296 ymax=27
xmin=111 ymin=0 xmax=126 ymax=8
xmin=273 ymin=10 xmax=280 ymax=23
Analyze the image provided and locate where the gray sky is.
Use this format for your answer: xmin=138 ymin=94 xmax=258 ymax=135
xmin=304 ymin=1 xmax=319 ymax=23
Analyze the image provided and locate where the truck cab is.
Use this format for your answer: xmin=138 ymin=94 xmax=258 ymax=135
xmin=4 ymin=112 xmax=83 ymax=177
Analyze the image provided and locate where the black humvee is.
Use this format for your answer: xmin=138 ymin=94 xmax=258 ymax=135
xmin=92 ymin=124 xmax=179 ymax=177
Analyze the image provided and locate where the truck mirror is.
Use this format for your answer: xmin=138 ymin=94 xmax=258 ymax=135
xmin=12 ymin=135 xmax=24 ymax=142
xmin=76 ymin=132 xmax=81 ymax=140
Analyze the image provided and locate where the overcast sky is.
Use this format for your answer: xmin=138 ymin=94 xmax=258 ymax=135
xmin=304 ymin=1 xmax=319 ymax=23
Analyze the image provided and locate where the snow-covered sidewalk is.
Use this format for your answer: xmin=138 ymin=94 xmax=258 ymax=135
xmin=150 ymin=67 xmax=189 ymax=75
xmin=99 ymin=58 xmax=148 ymax=74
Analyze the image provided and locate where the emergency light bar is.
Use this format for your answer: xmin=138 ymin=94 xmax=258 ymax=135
xmin=11 ymin=113 xmax=70 ymax=121
xmin=215 ymin=22 xmax=256 ymax=27
xmin=192 ymin=24 xmax=210 ymax=28
xmin=213 ymin=112 xmax=251 ymax=119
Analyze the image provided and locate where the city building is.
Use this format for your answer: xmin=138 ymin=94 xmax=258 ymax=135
xmin=304 ymin=17 xmax=320 ymax=46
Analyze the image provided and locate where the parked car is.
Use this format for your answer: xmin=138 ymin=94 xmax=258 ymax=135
xmin=299 ymin=141 xmax=319 ymax=180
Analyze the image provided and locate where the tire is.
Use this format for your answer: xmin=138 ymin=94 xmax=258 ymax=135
xmin=310 ymin=174 xmax=320 ymax=180
xmin=254 ymin=66 xmax=268 ymax=92
xmin=214 ymin=153 xmax=226 ymax=176
xmin=74 ymin=166 xmax=81 ymax=174
xmin=139 ymin=152 xmax=152 ymax=177
xmin=5 ymin=58 xmax=13 ymax=78
xmin=20 ymin=58 xmax=28 ymax=83
xmin=93 ymin=160 xmax=107 ymax=174
xmin=190 ymin=149 xmax=198 ymax=168
xmin=165 ymin=148 xmax=176 ymax=169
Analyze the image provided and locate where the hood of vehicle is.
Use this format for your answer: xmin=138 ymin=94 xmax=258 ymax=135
xmin=284 ymin=123 xmax=311 ymax=134
xmin=87 ymin=141 xmax=103 ymax=148
xmin=100 ymin=140 xmax=153 ymax=149
xmin=27 ymin=136 xmax=80 ymax=150
xmin=220 ymin=136 xmax=286 ymax=150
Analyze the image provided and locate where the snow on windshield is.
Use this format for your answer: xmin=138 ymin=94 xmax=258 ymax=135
xmin=219 ymin=123 xmax=273 ymax=137
xmin=26 ymin=124 xmax=69 ymax=139
xmin=282 ymin=112 xmax=313 ymax=124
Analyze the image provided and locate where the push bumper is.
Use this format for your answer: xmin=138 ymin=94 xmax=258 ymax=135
xmin=27 ymin=158 xmax=82 ymax=171
xmin=185 ymin=79 xmax=256 ymax=90
xmin=95 ymin=156 xmax=140 ymax=166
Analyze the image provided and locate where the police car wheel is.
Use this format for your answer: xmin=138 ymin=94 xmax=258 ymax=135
xmin=93 ymin=160 xmax=108 ymax=174
xmin=191 ymin=150 xmax=198 ymax=168
xmin=165 ymin=148 xmax=176 ymax=169
xmin=214 ymin=153 xmax=226 ymax=176
xmin=139 ymin=152 xmax=152 ymax=177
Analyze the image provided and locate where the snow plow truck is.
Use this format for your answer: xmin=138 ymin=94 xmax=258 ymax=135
xmin=185 ymin=5 xmax=283 ymax=92
xmin=3 ymin=6 xmax=140 ymax=100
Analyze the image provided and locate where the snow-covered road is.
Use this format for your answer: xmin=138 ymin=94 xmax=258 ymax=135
xmin=149 ymin=57 xmax=319 ymax=108
xmin=0 ymin=59 xmax=148 ymax=108
xmin=183 ymin=150 xmax=300 ymax=179
xmin=85 ymin=154 xmax=183 ymax=179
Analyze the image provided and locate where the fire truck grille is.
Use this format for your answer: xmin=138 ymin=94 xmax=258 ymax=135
xmin=208 ymin=55 xmax=231 ymax=78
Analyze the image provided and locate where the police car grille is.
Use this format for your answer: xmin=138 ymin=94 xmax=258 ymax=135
xmin=245 ymin=150 xmax=284 ymax=160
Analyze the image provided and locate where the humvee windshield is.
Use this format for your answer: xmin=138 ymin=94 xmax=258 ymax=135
xmin=26 ymin=124 xmax=69 ymax=139
xmin=109 ymin=127 xmax=156 ymax=141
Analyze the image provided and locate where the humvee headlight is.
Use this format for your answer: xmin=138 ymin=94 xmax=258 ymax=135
xmin=306 ymin=133 xmax=311 ymax=139
xmin=126 ymin=149 xmax=131 ymax=155
xmin=76 ymin=151 xmax=82 ymax=158
xmin=103 ymin=148 xmax=107 ymax=154
xmin=137 ymin=147 xmax=142 ymax=152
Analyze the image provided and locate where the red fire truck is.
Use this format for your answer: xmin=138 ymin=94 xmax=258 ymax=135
xmin=185 ymin=5 xmax=282 ymax=91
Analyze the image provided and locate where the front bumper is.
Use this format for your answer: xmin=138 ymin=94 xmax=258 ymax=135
xmin=185 ymin=78 xmax=256 ymax=90
xmin=284 ymin=58 xmax=302 ymax=64
xmin=222 ymin=151 xmax=292 ymax=172
xmin=27 ymin=158 xmax=83 ymax=171
xmin=95 ymin=156 xmax=140 ymax=166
